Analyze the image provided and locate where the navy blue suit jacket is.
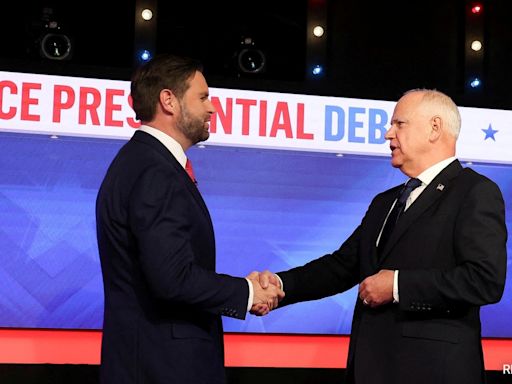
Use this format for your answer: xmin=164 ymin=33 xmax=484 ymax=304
xmin=278 ymin=160 xmax=507 ymax=384
xmin=96 ymin=131 xmax=249 ymax=384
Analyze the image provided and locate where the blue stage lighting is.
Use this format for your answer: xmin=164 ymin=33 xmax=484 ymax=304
xmin=470 ymin=77 xmax=481 ymax=88
xmin=312 ymin=64 xmax=323 ymax=76
xmin=140 ymin=50 xmax=152 ymax=62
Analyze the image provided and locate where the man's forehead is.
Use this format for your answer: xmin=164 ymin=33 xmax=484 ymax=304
xmin=399 ymin=91 xmax=424 ymax=104
xmin=393 ymin=92 xmax=423 ymax=114
xmin=188 ymin=72 xmax=208 ymax=91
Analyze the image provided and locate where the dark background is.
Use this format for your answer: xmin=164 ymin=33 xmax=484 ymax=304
xmin=1 ymin=0 xmax=511 ymax=109
xmin=1 ymin=365 xmax=512 ymax=384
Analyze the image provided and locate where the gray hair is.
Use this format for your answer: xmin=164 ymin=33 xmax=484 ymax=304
xmin=404 ymin=89 xmax=461 ymax=139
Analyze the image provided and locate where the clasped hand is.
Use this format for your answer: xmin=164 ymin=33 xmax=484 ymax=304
xmin=358 ymin=269 xmax=394 ymax=307
xmin=246 ymin=270 xmax=284 ymax=316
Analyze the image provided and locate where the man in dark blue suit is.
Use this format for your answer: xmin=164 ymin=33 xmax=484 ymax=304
xmin=254 ymin=89 xmax=507 ymax=384
xmin=96 ymin=54 xmax=284 ymax=384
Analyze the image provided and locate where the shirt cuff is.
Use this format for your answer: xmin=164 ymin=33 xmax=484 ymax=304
xmin=275 ymin=274 xmax=284 ymax=291
xmin=393 ymin=270 xmax=399 ymax=303
xmin=245 ymin=278 xmax=254 ymax=312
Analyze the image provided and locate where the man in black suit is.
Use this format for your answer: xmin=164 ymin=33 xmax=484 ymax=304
xmin=253 ymin=89 xmax=507 ymax=383
xmin=96 ymin=54 xmax=284 ymax=384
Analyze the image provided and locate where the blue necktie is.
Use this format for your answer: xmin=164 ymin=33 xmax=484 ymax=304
xmin=378 ymin=178 xmax=422 ymax=255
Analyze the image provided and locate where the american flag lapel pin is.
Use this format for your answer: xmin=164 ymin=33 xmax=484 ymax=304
xmin=436 ymin=184 xmax=445 ymax=191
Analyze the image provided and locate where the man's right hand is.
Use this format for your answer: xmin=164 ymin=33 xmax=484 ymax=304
xmin=246 ymin=270 xmax=283 ymax=316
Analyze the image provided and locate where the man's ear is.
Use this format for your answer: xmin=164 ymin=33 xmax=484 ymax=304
xmin=160 ymin=89 xmax=176 ymax=113
xmin=429 ymin=116 xmax=442 ymax=142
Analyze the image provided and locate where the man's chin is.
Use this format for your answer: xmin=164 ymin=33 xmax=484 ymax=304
xmin=192 ymin=131 xmax=210 ymax=145
xmin=390 ymin=158 xmax=401 ymax=169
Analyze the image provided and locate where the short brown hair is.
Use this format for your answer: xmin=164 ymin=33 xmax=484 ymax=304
xmin=130 ymin=54 xmax=203 ymax=122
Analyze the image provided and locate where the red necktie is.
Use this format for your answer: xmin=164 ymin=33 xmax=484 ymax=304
xmin=185 ymin=159 xmax=197 ymax=185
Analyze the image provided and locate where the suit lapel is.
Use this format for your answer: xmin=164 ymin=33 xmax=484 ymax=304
xmin=132 ymin=131 xmax=213 ymax=223
xmin=360 ymin=188 xmax=400 ymax=271
xmin=378 ymin=160 xmax=463 ymax=263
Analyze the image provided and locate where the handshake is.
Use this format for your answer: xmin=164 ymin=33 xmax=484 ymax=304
xmin=246 ymin=270 xmax=284 ymax=316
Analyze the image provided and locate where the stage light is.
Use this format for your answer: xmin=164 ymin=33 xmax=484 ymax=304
xmin=40 ymin=30 xmax=72 ymax=60
xmin=140 ymin=49 xmax=152 ymax=62
xmin=141 ymin=9 xmax=153 ymax=21
xmin=36 ymin=8 xmax=73 ymax=61
xmin=471 ymin=40 xmax=482 ymax=51
xmin=235 ymin=37 xmax=266 ymax=74
xmin=464 ymin=2 xmax=484 ymax=94
xmin=307 ymin=0 xmax=327 ymax=80
xmin=133 ymin=1 xmax=157 ymax=66
xmin=313 ymin=25 xmax=324 ymax=37
xmin=312 ymin=64 xmax=323 ymax=76
xmin=470 ymin=77 xmax=481 ymax=88
xmin=471 ymin=4 xmax=482 ymax=14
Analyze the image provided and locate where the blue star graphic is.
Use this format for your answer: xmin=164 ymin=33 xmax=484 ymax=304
xmin=482 ymin=124 xmax=498 ymax=141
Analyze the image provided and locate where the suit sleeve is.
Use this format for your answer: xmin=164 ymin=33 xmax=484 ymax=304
xmin=128 ymin=166 xmax=249 ymax=319
xmin=398 ymin=178 xmax=507 ymax=313
xmin=277 ymin=225 xmax=362 ymax=306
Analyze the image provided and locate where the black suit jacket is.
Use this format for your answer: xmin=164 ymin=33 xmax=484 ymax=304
xmin=279 ymin=160 xmax=507 ymax=384
xmin=96 ymin=131 xmax=249 ymax=384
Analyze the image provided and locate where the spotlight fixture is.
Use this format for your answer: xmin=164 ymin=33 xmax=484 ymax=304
xmin=36 ymin=7 xmax=73 ymax=60
xmin=139 ymin=49 xmax=152 ymax=62
xmin=141 ymin=8 xmax=153 ymax=21
xmin=235 ymin=36 xmax=266 ymax=75
xmin=313 ymin=25 xmax=325 ymax=37
xmin=469 ymin=77 xmax=481 ymax=88
xmin=471 ymin=40 xmax=482 ymax=51
xmin=464 ymin=1 xmax=484 ymax=92
xmin=312 ymin=64 xmax=323 ymax=76
xmin=471 ymin=4 xmax=482 ymax=14
xmin=133 ymin=0 xmax=157 ymax=66
xmin=307 ymin=0 xmax=327 ymax=80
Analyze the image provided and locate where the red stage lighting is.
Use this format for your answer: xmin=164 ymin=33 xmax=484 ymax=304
xmin=471 ymin=4 xmax=482 ymax=14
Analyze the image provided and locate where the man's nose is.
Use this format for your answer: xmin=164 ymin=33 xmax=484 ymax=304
xmin=206 ymin=99 xmax=216 ymax=114
xmin=384 ymin=127 xmax=394 ymax=140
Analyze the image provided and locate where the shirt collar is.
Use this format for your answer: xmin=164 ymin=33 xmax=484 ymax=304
xmin=138 ymin=125 xmax=187 ymax=169
xmin=415 ymin=156 xmax=457 ymax=186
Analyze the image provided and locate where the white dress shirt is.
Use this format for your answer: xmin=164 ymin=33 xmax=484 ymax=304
xmin=138 ymin=126 xmax=254 ymax=311
xmin=389 ymin=156 xmax=457 ymax=302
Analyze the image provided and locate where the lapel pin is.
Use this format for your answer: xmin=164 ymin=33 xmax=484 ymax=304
xmin=436 ymin=184 xmax=445 ymax=191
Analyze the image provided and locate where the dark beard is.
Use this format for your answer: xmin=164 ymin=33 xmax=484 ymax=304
xmin=176 ymin=105 xmax=209 ymax=145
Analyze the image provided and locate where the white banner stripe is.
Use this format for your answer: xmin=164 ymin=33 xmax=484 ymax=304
xmin=1 ymin=71 xmax=510 ymax=163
